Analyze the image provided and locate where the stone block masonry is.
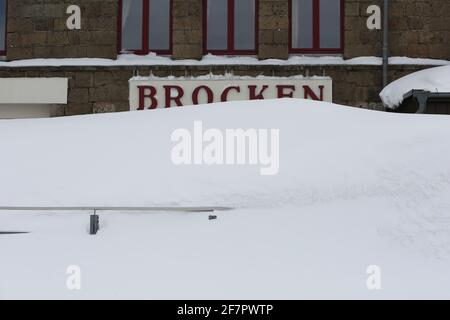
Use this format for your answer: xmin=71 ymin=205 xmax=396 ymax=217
xmin=4 ymin=1 xmax=450 ymax=61
xmin=389 ymin=0 xmax=450 ymax=59
xmin=6 ymin=0 xmax=118 ymax=60
xmin=172 ymin=0 xmax=203 ymax=60
xmin=345 ymin=0 xmax=450 ymax=59
xmin=0 ymin=0 xmax=449 ymax=116
xmin=0 ymin=64 xmax=434 ymax=116
xmin=258 ymin=0 xmax=289 ymax=60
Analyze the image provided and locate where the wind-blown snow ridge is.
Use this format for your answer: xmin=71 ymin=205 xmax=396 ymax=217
xmin=1 ymin=99 xmax=450 ymax=209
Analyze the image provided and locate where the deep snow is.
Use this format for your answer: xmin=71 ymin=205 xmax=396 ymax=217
xmin=1 ymin=99 xmax=450 ymax=299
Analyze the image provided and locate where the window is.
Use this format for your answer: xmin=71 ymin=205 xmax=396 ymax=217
xmin=204 ymin=0 xmax=257 ymax=55
xmin=119 ymin=0 xmax=172 ymax=55
xmin=290 ymin=0 xmax=343 ymax=53
xmin=0 ymin=0 xmax=6 ymax=55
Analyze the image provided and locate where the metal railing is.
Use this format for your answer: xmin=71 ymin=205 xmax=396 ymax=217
xmin=0 ymin=206 xmax=232 ymax=235
xmin=0 ymin=206 xmax=232 ymax=212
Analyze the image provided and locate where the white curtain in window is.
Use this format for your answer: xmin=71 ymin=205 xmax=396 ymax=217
xmin=121 ymin=0 xmax=143 ymax=52
xmin=122 ymin=0 xmax=132 ymax=27
xmin=292 ymin=0 xmax=313 ymax=49
xmin=0 ymin=0 xmax=6 ymax=52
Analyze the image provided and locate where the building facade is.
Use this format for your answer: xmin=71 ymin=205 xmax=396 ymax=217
xmin=0 ymin=0 xmax=449 ymax=118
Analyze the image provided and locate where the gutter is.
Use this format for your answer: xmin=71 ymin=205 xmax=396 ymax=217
xmin=383 ymin=0 xmax=390 ymax=88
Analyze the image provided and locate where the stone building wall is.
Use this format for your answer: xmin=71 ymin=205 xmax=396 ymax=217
xmin=4 ymin=0 xmax=449 ymax=61
xmin=258 ymin=0 xmax=289 ymax=60
xmin=172 ymin=0 xmax=203 ymax=60
xmin=0 ymin=64 xmax=433 ymax=116
xmin=0 ymin=0 xmax=449 ymax=116
xmin=344 ymin=0 xmax=382 ymax=58
xmin=344 ymin=0 xmax=450 ymax=59
xmin=390 ymin=0 xmax=450 ymax=59
xmin=6 ymin=0 xmax=117 ymax=60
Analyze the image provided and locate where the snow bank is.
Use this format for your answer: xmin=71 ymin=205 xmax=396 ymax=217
xmin=1 ymin=98 xmax=450 ymax=209
xmin=380 ymin=65 xmax=450 ymax=109
xmin=2 ymin=202 xmax=450 ymax=300
xmin=1 ymin=99 xmax=450 ymax=299
xmin=0 ymin=53 xmax=449 ymax=68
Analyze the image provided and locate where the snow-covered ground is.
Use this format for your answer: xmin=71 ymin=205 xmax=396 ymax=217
xmin=1 ymin=99 xmax=450 ymax=299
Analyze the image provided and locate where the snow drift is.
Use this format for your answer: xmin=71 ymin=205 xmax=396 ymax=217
xmin=380 ymin=65 xmax=450 ymax=109
xmin=1 ymin=99 xmax=450 ymax=208
xmin=1 ymin=99 xmax=450 ymax=299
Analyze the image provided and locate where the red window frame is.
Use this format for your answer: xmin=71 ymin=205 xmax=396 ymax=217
xmin=117 ymin=0 xmax=173 ymax=55
xmin=202 ymin=0 xmax=259 ymax=55
xmin=288 ymin=0 xmax=344 ymax=54
xmin=0 ymin=0 xmax=7 ymax=56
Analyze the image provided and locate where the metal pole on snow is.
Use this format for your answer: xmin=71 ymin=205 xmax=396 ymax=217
xmin=90 ymin=210 xmax=100 ymax=235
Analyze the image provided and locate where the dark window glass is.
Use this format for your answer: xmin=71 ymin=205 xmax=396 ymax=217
xmin=206 ymin=0 xmax=256 ymax=54
xmin=319 ymin=0 xmax=341 ymax=48
xmin=234 ymin=0 xmax=255 ymax=50
xmin=121 ymin=0 xmax=144 ymax=52
xmin=207 ymin=0 xmax=228 ymax=50
xmin=0 ymin=0 xmax=6 ymax=53
xmin=290 ymin=0 xmax=342 ymax=52
xmin=291 ymin=0 xmax=313 ymax=49
xmin=149 ymin=0 xmax=171 ymax=51
xmin=121 ymin=0 xmax=172 ymax=54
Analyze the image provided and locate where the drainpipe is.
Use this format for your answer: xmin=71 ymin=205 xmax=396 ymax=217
xmin=382 ymin=0 xmax=390 ymax=87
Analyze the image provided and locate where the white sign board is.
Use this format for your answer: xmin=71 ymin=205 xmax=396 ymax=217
xmin=0 ymin=78 xmax=68 ymax=104
xmin=129 ymin=77 xmax=332 ymax=110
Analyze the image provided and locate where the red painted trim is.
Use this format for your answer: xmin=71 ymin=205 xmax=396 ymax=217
xmin=203 ymin=0 xmax=258 ymax=55
xmin=288 ymin=0 xmax=344 ymax=54
xmin=290 ymin=48 xmax=343 ymax=53
xmin=117 ymin=0 xmax=123 ymax=54
xmin=288 ymin=0 xmax=292 ymax=53
xmin=0 ymin=0 xmax=7 ymax=56
xmin=340 ymin=0 xmax=345 ymax=55
xmin=228 ymin=0 xmax=234 ymax=51
xmin=118 ymin=0 xmax=173 ymax=55
xmin=168 ymin=0 xmax=173 ymax=55
xmin=142 ymin=0 xmax=150 ymax=54
xmin=202 ymin=0 xmax=207 ymax=55
xmin=312 ymin=0 xmax=320 ymax=49
xmin=255 ymin=0 xmax=259 ymax=55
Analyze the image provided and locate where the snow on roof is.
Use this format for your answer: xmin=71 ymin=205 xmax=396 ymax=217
xmin=380 ymin=65 xmax=450 ymax=109
xmin=129 ymin=73 xmax=331 ymax=81
xmin=0 ymin=53 xmax=449 ymax=68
